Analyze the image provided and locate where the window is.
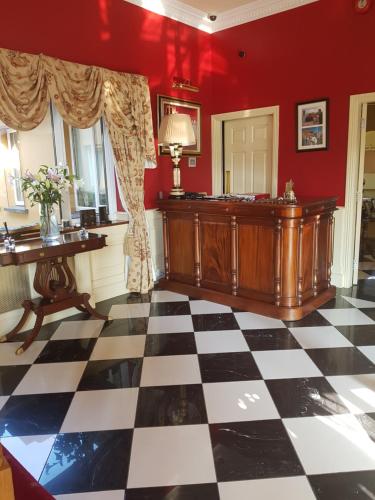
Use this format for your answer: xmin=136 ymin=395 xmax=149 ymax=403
xmin=70 ymin=121 xmax=108 ymax=209
xmin=0 ymin=126 xmax=25 ymax=207
xmin=51 ymin=105 xmax=119 ymax=217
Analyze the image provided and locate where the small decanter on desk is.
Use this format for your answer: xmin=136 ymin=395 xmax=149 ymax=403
xmin=283 ymin=179 xmax=297 ymax=203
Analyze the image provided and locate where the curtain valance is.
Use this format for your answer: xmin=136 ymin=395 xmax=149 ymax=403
xmin=0 ymin=47 xmax=156 ymax=293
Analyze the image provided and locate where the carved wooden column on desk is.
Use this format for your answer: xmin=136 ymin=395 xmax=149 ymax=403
xmin=313 ymin=214 xmax=321 ymax=296
xmin=274 ymin=218 xmax=282 ymax=307
xmin=193 ymin=213 xmax=201 ymax=287
xmin=162 ymin=211 xmax=170 ymax=280
xmin=230 ymin=216 xmax=238 ymax=296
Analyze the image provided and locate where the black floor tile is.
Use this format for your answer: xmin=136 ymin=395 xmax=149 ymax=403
xmin=193 ymin=313 xmax=239 ymax=331
xmin=266 ymin=377 xmax=349 ymax=418
xmin=125 ymin=484 xmax=220 ymax=500
xmin=77 ymin=358 xmax=143 ymax=390
xmin=0 ymin=365 xmax=30 ymax=395
xmin=150 ymin=301 xmax=191 ymax=316
xmin=335 ymin=325 xmax=375 ymax=345
xmin=100 ymin=318 xmax=148 ymax=337
xmin=359 ymin=308 xmax=375 ymax=321
xmin=0 ymin=393 xmax=74 ymax=437
xmin=39 ymin=429 xmax=132 ymax=495
xmin=356 ymin=412 xmax=375 ymax=442
xmin=35 ymin=339 xmax=96 ymax=363
xmin=308 ymin=470 xmax=375 ymax=499
xmin=8 ymin=321 xmax=60 ymax=342
xmin=243 ymin=328 xmax=301 ymax=351
xmin=145 ymin=333 xmax=196 ymax=356
xmin=210 ymin=420 xmax=303 ymax=481
xmin=135 ymin=384 xmax=207 ymax=427
xmin=199 ymin=352 xmax=261 ymax=382
xmin=306 ymin=347 xmax=375 ymax=375
xmin=318 ymin=296 xmax=355 ymax=309
xmin=284 ymin=311 xmax=331 ymax=328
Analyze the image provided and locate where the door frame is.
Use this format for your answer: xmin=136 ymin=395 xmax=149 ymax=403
xmin=342 ymin=92 xmax=375 ymax=287
xmin=211 ymin=106 xmax=279 ymax=196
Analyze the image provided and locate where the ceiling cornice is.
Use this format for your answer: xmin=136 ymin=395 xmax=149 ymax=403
xmin=124 ymin=0 xmax=319 ymax=33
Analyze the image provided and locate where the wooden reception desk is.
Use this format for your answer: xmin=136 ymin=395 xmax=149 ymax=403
xmin=158 ymin=197 xmax=337 ymax=321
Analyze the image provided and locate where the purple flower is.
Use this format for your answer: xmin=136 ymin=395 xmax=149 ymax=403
xmin=46 ymin=168 xmax=62 ymax=182
xmin=23 ymin=170 xmax=35 ymax=181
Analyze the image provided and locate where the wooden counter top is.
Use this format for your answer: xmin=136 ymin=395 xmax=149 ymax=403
xmin=157 ymin=197 xmax=338 ymax=218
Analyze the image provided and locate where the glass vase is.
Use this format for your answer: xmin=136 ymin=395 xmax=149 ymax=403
xmin=39 ymin=203 xmax=60 ymax=241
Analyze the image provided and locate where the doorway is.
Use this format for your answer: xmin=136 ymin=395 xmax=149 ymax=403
xmin=355 ymin=103 xmax=375 ymax=282
xmin=211 ymin=106 xmax=279 ymax=196
xmin=223 ymin=115 xmax=273 ymax=194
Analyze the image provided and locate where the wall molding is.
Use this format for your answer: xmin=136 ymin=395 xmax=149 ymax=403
xmin=124 ymin=0 xmax=318 ymax=33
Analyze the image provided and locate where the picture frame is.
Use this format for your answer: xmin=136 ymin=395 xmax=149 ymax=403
xmin=296 ymin=98 xmax=329 ymax=152
xmin=157 ymin=95 xmax=201 ymax=156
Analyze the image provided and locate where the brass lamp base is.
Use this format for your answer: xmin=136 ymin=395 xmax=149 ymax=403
xmin=169 ymin=187 xmax=185 ymax=198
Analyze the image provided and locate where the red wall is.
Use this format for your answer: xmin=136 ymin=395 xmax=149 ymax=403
xmin=210 ymin=0 xmax=375 ymax=205
xmin=0 ymin=0 xmax=213 ymax=208
xmin=2 ymin=1 xmax=375 ymax=207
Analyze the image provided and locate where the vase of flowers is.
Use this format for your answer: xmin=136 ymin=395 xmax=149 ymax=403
xmin=21 ymin=165 xmax=77 ymax=241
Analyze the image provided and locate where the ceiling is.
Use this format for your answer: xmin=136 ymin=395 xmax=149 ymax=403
xmin=125 ymin=0 xmax=319 ymax=33
xmin=180 ymin=0 xmax=258 ymax=14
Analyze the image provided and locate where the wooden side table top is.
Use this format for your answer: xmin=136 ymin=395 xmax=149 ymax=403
xmin=0 ymin=232 xmax=107 ymax=267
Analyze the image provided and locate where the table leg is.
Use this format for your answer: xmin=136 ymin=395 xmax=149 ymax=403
xmin=16 ymin=313 xmax=44 ymax=355
xmin=0 ymin=301 xmax=32 ymax=344
xmin=79 ymin=293 xmax=110 ymax=321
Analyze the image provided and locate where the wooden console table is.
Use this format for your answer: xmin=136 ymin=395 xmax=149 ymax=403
xmin=158 ymin=197 xmax=337 ymax=321
xmin=0 ymin=232 xmax=108 ymax=354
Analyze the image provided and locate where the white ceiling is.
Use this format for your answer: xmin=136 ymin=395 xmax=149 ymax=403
xmin=125 ymin=0 xmax=319 ymax=33
xmin=181 ymin=0 xmax=258 ymax=14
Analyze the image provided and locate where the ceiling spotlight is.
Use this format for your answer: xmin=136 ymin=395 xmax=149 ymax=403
xmin=208 ymin=14 xmax=217 ymax=21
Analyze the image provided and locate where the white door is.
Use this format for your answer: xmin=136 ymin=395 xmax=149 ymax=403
xmin=353 ymin=103 xmax=369 ymax=284
xmin=224 ymin=115 xmax=273 ymax=194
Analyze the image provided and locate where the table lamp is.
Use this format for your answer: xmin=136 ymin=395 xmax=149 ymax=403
xmin=158 ymin=113 xmax=196 ymax=198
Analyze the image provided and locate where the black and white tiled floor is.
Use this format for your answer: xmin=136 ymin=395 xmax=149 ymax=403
xmin=1 ymin=285 xmax=375 ymax=499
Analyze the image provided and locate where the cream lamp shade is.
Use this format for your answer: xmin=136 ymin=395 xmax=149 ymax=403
xmin=158 ymin=113 xmax=196 ymax=146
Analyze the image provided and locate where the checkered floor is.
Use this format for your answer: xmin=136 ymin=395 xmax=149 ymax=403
xmin=1 ymin=284 xmax=375 ymax=500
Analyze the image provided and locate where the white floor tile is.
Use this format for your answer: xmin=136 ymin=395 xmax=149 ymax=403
xmin=195 ymin=330 xmax=249 ymax=354
xmin=52 ymin=320 xmax=104 ymax=340
xmin=0 ymin=396 xmax=9 ymax=411
xmin=127 ymin=425 xmax=216 ymax=487
xmin=147 ymin=315 xmax=194 ymax=334
xmin=326 ymin=374 xmax=375 ymax=414
xmin=342 ymin=296 xmax=375 ymax=308
xmin=0 ymin=434 xmax=56 ymax=480
xmin=234 ymin=312 xmax=285 ymax=330
xmin=110 ymin=303 xmax=150 ymax=319
xmin=140 ymin=355 xmax=201 ymax=386
xmin=0 ymin=341 xmax=47 ymax=365
xmin=284 ymin=414 xmax=375 ymax=474
xmin=289 ymin=326 xmax=353 ymax=349
xmin=203 ymin=380 xmax=279 ymax=423
xmin=13 ymin=362 xmax=87 ymax=395
xmin=55 ymin=492 xmax=125 ymax=500
xmin=219 ymin=476 xmax=316 ymax=500
xmin=151 ymin=291 xmax=189 ymax=302
xmin=61 ymin=388 xmax=138 ymax=432
xmin=190 ymin=300 xmax=232 ymax=315
xmin=318 ymin=308 xmax=374 ymax=326
xmin=358 ymin=345 xmax=375 ymax=364
xmin=252 ymin=350 xmax=322 ymax=379
xmin=90 ymin=335 xmax=145 ymax=360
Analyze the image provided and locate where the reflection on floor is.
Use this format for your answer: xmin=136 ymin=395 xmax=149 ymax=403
xmin=359 ymin=258 xmax=375 ymax=279
xmin=0 ymin=283 xmax=375 ymax=499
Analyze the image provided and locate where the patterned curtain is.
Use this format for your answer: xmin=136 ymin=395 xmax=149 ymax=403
xmin=0 ymin=48 xmax=156 ymax=293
